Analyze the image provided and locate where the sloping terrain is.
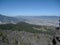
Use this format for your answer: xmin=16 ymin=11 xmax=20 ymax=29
xmin=0 ymin=14 xmax=21 ymax=24
xmin=0 ymin=14 xmax=59 ymax=27
xmin=0 ymin=22 xmax=56 ymax=45
xmin=0 ymin=31 xmax=53 ymax=45
xmin=16 ymin=16 xmax=59 ymax=27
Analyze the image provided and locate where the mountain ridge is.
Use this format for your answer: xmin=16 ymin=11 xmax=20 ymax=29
xmin=0 ymin=14 xmax=20 ymax=24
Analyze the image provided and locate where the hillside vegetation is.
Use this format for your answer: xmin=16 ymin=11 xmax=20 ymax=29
xmin=0 ymin=22 xmax=56 ymax=45
xmin=0 ymin=22 xmax=55 ymax=35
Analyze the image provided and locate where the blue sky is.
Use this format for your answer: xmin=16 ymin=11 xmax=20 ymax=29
xmin=0 ymin=0 xmax=60 ymax=16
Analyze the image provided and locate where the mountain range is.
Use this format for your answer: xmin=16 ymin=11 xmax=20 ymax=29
xmin=0 ymin=14 xmax=23 ymax=24
xmin=0 ymin=14 xmax=60 ymax=27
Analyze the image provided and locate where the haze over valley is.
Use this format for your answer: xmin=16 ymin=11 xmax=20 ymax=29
xmin=0 ymin=0 xmax=60 ymax=45
xmin=0 ymin=14 xmax=59 ymax=27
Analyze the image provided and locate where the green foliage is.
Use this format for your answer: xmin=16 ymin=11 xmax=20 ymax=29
xmin=0 ymin=22 xmax=55 ymax=35
xmin=2 ymin=34 xmax=9 ymax=43
xmin=0 ymin=32 xmax=3 ymax=36
xmin=0 ymin=24 xmax=15 ymax=30
xmin=14 ymin=39 xmax=18 ymax=45
xmin=0 ymin=32 xmax=9 ymax=43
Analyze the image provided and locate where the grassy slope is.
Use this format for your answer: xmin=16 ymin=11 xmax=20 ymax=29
xmin=0 ymin=22 xmax=55 ymax=35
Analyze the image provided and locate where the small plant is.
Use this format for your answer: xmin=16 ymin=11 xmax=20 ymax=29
xmin=0 ymin=32 xmax=3 ymax=36
xmin=37 ymin=35 xmax=40 ymax=39
xmin=14 ymin=39 xmax=18 ymax=45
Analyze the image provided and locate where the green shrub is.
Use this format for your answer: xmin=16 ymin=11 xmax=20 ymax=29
xmin=0 ymin=32 xmax=3 ymax=36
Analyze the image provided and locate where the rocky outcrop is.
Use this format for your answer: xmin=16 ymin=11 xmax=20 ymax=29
xmin=0 ymin=30 xmax=53 ymax=45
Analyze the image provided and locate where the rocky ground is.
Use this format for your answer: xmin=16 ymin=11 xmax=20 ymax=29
xmin=0 ymin=30 xmax=54 ymax=45
xmin=0 ymin=22 xmax=56 ymax=45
